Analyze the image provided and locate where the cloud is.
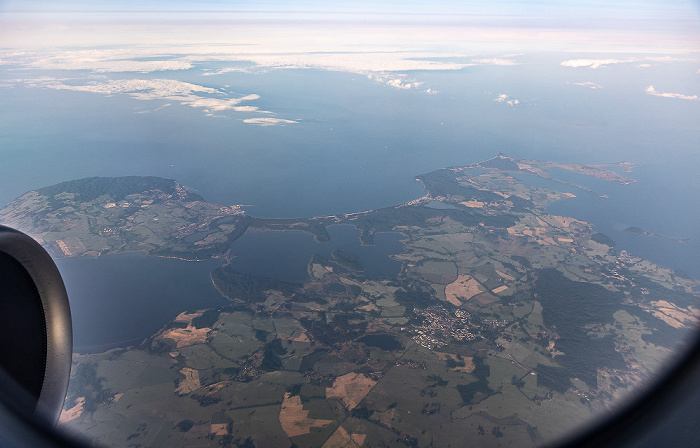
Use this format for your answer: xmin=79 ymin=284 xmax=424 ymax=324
xmin=561 ymin=58 xmax=627 ymax=69
xmin=18 ymin=77 xmax=277 ymax=115
xmin=181 ymin=97 xmax=259 ymax=112
xmin=31 ymin=78 xmax=217 ymax=98
xmin=26 ymin=50 xmax=193 ymax=73
xmin=3 ymin=46 xmax=484 ymax=96
xmin=243 ymin=117 xmax=298 ymax=126
xmin=230 ymin=105 xmax=262 ymax=112
xmin=561 ymin=56 xmax=692 ymax=69
xmin=188 ymin=51 xmax=474 ymax=74
xmin=494 ymin=94 xmax=519 ymax=106
xmin=135 ymin=103 xmax=172 ymax=114
xmin=2 ymin=46 xmax=526 ymax=99
xmin=201 ymin=67 xmax=253 ymax=76
xmin=645 ymin=85 xmax=697 ymax=100
xmin=4 ymin=46 xmax=478 ymax=82
xmin=13 ymin=47 xmax=476 ymax=75
xmin=175 ymin=93 xmax=262 ymax=112
xmin=367 ymin=72 xmax=423 ymax=90
xmin=569 ymin=81 xmax=602 ymax=89
xmin=471 ymin=58 xmax=519 ymax=66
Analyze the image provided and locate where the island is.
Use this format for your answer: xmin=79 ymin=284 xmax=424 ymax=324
xmin=624 ymin=226 xmax=691 ymax=244
xmin=2 ymin=155 xmax=698 ymax=448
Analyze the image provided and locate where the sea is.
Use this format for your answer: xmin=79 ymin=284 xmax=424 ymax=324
xmin=0 ymin=58 xmax=698 ymax=351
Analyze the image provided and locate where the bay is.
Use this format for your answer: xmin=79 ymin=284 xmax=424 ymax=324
xmin=56 ymin=225 xmax=404 ymax=352
xmin=55 ymin=255 xmax=227 ymax=353
xmin=226 ymin=225 xmax=404 ymax=283
xmin=515 ymin=163 xmax=700 ymax=279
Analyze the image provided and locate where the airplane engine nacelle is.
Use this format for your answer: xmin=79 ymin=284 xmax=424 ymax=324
xmin=0 ymin=225 xmax=72 ymax=427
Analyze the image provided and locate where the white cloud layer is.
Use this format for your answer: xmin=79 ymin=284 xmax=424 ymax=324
xmin=561 ymin=58 xmax=625 ymax=69
xmin=471 ymin=58 xmax=519 ymax=66
xmin=561 ymin=56 xmax=693 ymax=69
xmin=11 ymin=77 xmax=296 ymax=124
xmin=645 ymin=85 xmax=698 ymax=100
xmin=569 ymin=81 xmax=602 ymax=89
xmin=243 ymin=117 xmax=299 ymax=126
xmin=6 ymin=47 xmax=475 ymax=75
xmin=29 ymin=78 xmax=216 ymax=98
xmin=494 ymin=94 xmax=520 ymax=106
xmin=22 ymin=49 xmax=194 ymax=73
xmin=201 ymin=67 xmax=252 ymax=76
xmin=367 ymin=72 xmax=423 ymax=90
xmin=135 ymin=103 xmax=172 ymax=114
xmin=0 ymin=46 xmax=524 ymax=94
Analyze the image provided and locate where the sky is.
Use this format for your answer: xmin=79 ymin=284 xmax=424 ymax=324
xmin=1 ymin=0 xmax=699 ymax=44
xmin=1 ymin=0 xmax=698 ymax=16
